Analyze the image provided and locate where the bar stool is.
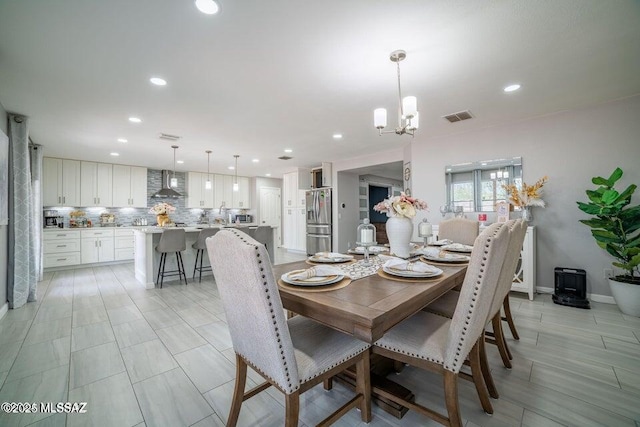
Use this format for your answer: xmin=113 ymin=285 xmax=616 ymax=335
xmin=192 ymin=228 xmax=219 ymax=282
xmin=156 ymin=228 xmax=187 ymax=288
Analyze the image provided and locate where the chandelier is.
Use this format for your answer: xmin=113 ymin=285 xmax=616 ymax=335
xmin=374 ymin=50 xmax=419 ymax=136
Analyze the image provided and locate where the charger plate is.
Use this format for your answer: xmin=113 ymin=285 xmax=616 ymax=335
xmin=377 ymin=269 xmax=442 ymax=283
xmin=278 ymin=277 xmax=352 ymax=293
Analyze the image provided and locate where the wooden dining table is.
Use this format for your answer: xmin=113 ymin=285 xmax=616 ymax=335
xmin=272 ymin=258 xmax=468 ymax=418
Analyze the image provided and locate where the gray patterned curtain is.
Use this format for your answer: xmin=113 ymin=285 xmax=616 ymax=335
xmin=30 ymin=144 xmax=43 ymax=281
xmin=7 ymin=115 xmax=37 ymax=308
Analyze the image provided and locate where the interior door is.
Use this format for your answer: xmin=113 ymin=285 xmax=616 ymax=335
xmin=260 ymin=187 xmax=281 ymax=247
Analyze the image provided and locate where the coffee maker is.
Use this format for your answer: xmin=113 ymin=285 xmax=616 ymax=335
xmin=44 ymin=210 xmax=62 ymax=228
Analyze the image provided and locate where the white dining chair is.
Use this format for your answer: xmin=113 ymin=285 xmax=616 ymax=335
xmin=372 ymin=223 xmax=509 ymax=426
xmin=438 ymin=218 xmax=480 ymax=245
xmin=206 ymin=229 xmax=372 ymax=426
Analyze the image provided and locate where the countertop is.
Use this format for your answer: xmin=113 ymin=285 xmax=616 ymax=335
xmin=43 ymin=223 xmax=262 ymax=232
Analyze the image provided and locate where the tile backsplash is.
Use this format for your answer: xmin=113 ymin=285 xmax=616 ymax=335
xmin=46 ymin=169 xmax=253 ymax=227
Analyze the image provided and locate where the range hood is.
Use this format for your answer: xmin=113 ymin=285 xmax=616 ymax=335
xmin=152 ymin=170 xmax=182 ymax=198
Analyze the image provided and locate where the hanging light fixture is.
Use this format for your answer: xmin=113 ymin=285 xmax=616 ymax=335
xmin=374 ymin=49 xmax=419 ymax=136
xmin=205 ymin=150 xmax=212 ymax=190
xmin=233 ymin=155 xmax=239 ymax=192
xmin=170 ymin=145 xmax=179 ymax=187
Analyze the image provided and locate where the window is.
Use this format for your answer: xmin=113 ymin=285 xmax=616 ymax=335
xmin=446 ymin=158 xmax=522 ymax=212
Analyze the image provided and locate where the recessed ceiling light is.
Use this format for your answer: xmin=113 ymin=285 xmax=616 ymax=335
xmin=265 ymin=173 xmax=271 ymax=177
xmin=504 ymin=84 xmax=521 ymax=93
xmin=333 ymin=134 xmax=343 ymax=139
xmin=228 ymin=166 xmax=235 ymax=170
xmin=195 ymin=0 xmax=219 ymax=14
xmin=110 ymin=152 xmax=120 ymax=156
xmin=150 ymin=77 xmax=167 ymax=86
xmin=252 ymin=159 xmax=259 ymax=163
xmin=128 ymin=117 xmax=142 ymax=123
xmin=117 ymin=138 xmax=128 ymax=143
xmin=177 ymin=160 xmax=184 ymax=164
xmin=284 ymin=149 xmax=293 ymax=153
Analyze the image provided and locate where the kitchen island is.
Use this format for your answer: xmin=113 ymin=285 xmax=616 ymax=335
xmin=133 ymin=225 xmax=273 ymax=288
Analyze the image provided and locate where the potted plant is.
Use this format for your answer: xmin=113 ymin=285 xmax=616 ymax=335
xmin=577 ymin=167 xmax=640 ymax=316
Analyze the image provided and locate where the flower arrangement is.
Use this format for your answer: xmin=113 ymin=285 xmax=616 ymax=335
xmin=148 ymin=202 xmax=176 ymax=215
xmin=503 ymin=176 xmax=548 ymax=208
xmin=373 ymin=192 xmax=428 ymax=219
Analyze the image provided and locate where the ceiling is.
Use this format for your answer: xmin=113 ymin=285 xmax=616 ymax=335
xmin=1 ymin=0 xmax=639 ymax=178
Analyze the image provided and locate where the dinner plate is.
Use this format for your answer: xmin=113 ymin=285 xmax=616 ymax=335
xmin=421 ymin=253 xmax=470 ymax=263
xmin=441 ymin=243 xmax=473 ymax=253
xmin=281 ymin=270 xmax=344 ymax=287
xmin=382 ymin=265 xmax=443 ymax=278
xmin=429 ymin=239 xmax=453 ymax=246
xmin=308 ymin=253 xmax=354 ymax=263
xmin=348 ymin=246 xmax=389 ymax=255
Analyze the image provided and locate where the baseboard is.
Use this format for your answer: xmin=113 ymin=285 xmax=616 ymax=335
xmin=0 ymin=302 xmax=8 ymax=321
xmin=537 ymin=286 xmax=616 ymax=304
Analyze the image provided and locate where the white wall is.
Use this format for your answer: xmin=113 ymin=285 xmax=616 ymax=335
xmin=411 ymin=95 xmax=640 ymax=297
xmin=336 ymin=172 xmax=359 ymax=252
xmin=0 ymin=101 xmax=8 ymax=308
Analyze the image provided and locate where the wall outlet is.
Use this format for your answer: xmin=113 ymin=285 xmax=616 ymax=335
xmin=604 ymin=269 xmax=614 ymax=279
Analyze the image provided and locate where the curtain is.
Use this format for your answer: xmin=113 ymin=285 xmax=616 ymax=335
xmin=7 ymin=115 xmax=37 ymax=308
xmin=30 ymin=144 xmax=43 ymax=281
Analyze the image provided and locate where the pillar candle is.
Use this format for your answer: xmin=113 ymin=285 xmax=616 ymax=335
xmin=361 ymin=229 xmax=374 ymax=244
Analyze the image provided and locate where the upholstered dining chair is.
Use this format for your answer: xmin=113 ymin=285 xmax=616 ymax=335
xmin=438 ymin=218 xmax=480 ymax=245
xmin=425 ymin=219 xmax=527 ymax=398
xmin=206 ymin=229 xmax=372 ymax=427
xmin=372 ymin=223 xmax=509 ymax=426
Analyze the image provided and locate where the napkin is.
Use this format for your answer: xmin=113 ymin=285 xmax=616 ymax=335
xmin=442 ymin=243 xmax=473 ymax=252
xmin=432 ymin=239 xmax=453 ymax=245
xmin=314 ymin=252 xmax=351 ymax=260
xmin=378 ymin=255 xmax=440 ymax=273
xmin=417 ymin=247 xmax=443 ymax=258
xmin=288 ymin=266 xmax=344 ymax=280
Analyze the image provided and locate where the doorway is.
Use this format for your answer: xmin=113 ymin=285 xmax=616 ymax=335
xmin=259 ymin=187 xmax=282 ymax=247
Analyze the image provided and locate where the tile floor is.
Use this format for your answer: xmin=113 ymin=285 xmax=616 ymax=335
xmin=0 ymin=248 xmax=639 ymax=426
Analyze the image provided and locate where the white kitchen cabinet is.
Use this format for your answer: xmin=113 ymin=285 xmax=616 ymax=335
xmin=81 ymin=229 xmax=115 ymax=264
xmin=233 ymin=176 xmax=250 ymax=208
xmin=282 ymin=207 xmax=306 ymax=252
xmin=321 ymin=162 xmax=332 ymax=187
xmin=282 ymin=169 xmax=310 ymax=208
xmin=43 ymin=230 xmax=81 ymax=268
xmin=80 ymin=161 xmax=113 ymax=207
xmin=113 ymin=165 xmax=147 ymax=207
xmin=187 ymin=172 xmax=214 ymax=208
xmin=114 ymin=229 xmax=134 ymax=261
xmin=296 ymin=207 xmax=306 ymax=251
xmin=43 ymin=158 xmax=81 ymax=206
xmin=214 ymin=174 xmax=233 ymax=209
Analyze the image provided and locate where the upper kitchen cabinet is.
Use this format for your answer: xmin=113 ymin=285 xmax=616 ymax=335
xmin=283 ymin=168 xmax=310 ymax=208
xmin=43 ymin=157 xmax=81 ymax=206
xmin=112 ymin=165 xmax=148 ymax=207
xmin=187 ymin=172 xmax=214 ymax=208
xmin=214 ymin=174 xmax=251 ymax=208
xmin=214 ymin=174 xmax=233 ymax=209
xmin=80 ymin=161 xmax=113 ymax=207
xmin=233 ymin=176 xmax=250 ymax=209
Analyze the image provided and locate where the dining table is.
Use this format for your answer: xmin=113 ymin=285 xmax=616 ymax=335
xmin=272 ymin=256 xmax=468 ymax=418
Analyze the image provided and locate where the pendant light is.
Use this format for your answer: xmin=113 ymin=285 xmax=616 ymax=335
xmin=205 ymin=150 xmax=212 ymax=190
xmin=233 ymin=155 xmax=239 ymax=192
xmin=170 ymin=145 xmax=179 ymax=187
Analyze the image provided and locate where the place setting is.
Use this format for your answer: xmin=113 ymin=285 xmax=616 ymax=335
xmin=278 ymin=265 xmax=352 ymax=292
xmin=418 ymin=247 xmax=470 ymax=266
xmin=307 ymin=252 xmax=355 ymax=265
xmin=376 ymin=254 xmax=443 ymax=282
xmin=441 ymin=242 xmax=474 ymax=253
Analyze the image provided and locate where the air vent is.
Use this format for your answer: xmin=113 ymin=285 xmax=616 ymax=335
xmin=442 ymin=110 xmax=474 ymax=123
xmin=278 ymin=156 xmax=293 ymax=160
xmin=159 ymin=133 xmax=181 ymax=141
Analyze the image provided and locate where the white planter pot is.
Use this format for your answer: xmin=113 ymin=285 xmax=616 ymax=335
xmin=386 ymin=217 xmax=413 ymax=258
xmin=609 ymin=278 xmax=640 ymax=317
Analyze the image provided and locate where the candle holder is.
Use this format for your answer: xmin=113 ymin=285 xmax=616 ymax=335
xmin=418 ymin=218 xmax=433 ymax=248
xmin=356 ymin=219 xmax=377 ymax=266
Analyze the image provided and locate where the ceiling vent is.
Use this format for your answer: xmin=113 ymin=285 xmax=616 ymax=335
xmin=159 ymin=133 xmax=181 ymax=141
xmin=278 ymin=156 xmax=293 ymax=160
xmin=442 ymin=110 xmax=474 ymax=123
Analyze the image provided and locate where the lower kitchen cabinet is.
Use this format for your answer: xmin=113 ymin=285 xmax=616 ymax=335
xmin=81 ymin=229 xmax=115 ymax=264
xmin=43 ymin=230 xmax=81 ymax=268
xmin=282 ymin=207 xmax=306 ymax=252
xmin=114 ymin=229 xmax=135 ymax=261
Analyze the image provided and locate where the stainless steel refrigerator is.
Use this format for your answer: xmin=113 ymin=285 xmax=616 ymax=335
xmin=306 ymin=188 xmax=332 ymax=255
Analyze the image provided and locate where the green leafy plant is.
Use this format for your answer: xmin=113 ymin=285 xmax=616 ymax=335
xmin=577 ymin=167 xmax=640 ymax=284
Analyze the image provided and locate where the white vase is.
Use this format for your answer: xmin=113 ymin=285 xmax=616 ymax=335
xmin=387 ymin=216 xmax=413 ymax=258
xmin=609 ymin=278 xmax=640 ymax=317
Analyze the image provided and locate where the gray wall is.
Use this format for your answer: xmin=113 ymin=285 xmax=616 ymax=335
xmin=0 ymin=101 xmax=8 ymax=307
xmin=412 ymin=95 xmax=640 ymax=297
xmin=336 ymin=172 xmax=360 ymax=252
